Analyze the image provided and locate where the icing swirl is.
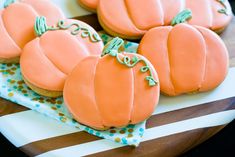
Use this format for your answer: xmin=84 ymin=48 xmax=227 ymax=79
xmin=171 ymin=9 xmax=192 ymax=26
xmin=56 ymin=20 xmax=101 ymax=42
xmin=102 ymin=38 xmax=158 ymax=87
xmin=34 ymin=16 xmax=101 ymax=43
xmin=217 ymin=0 xmax=228 ymax=15
xmin=4 ymin=0 xmax=15 ymax=8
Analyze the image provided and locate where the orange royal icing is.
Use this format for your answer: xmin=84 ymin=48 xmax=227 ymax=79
xmin=20 ymin=19 xmax=104 ymax=92
xmin=138 ymin=23 xmax=229 ymax=96
xmin=97 ymin=0 xmax=232 ymax=39
xmin=0 ymin=0 xmax=64 ymax=61
xmin=64 ymin=51 xmax=160 ymax=129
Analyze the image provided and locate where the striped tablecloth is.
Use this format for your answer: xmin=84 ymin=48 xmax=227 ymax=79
xmin=0 ymin=1 xmax=235 ymax=157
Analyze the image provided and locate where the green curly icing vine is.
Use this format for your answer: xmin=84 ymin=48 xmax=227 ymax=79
xmin=218 ymin=0 xmax=227 ymax=8
xmin=217 ymin=0 xmax=228 ymax=15
xmin=218 ymin=8 xmax=228 ymax=15
xmin=56 ymin=20 xmax=101 ymax=42
xmin=4 ymin=0 xmax=15 ymax=8
xmin=34 ymin=16 xmax=101 ymax=43
xmin=171 ymin=9 xmax=192 ymax=26
xmin=102 ymin=37 xmax=158 ymax=87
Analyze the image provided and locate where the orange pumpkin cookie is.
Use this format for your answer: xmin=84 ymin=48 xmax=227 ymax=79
xmin=0 ymin=0 xmax=65 ymax=63
xmin=138 ymin=12 xmax=229 ymax=96
xmin=20 ymin=17 xmax=104 ymax=97
xmin=64 ymin=38 xmax=160 ymax=130
xmin=97 ymin=0 xmax=232 ymax=39
xmin=77 ymin=0 xmax=98 ymax=12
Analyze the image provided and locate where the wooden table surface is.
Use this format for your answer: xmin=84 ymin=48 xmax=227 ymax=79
xmin=0 ymin=2 xmax=235 ymax=156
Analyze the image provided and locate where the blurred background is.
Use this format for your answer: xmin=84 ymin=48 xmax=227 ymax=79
xmin=0 ymin=1 xmax=235 ymax=157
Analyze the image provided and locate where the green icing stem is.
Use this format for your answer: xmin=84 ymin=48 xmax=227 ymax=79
xmin=34 ymin=16 xmax=101 ymax=43
xmin=102 ymin=37 xmax=124 ymax=56
xmin=35 ymin=17 xmax=55 ymax=37
xmin=103 ymin=37 xmax=158 ymax=87
xmin=217 ymin=0 xmax=228 ymax=15
xmin=4 ymin=0 xmax=15 ymax=8
xmin=171 ymin=9 xmax=192 ymax=26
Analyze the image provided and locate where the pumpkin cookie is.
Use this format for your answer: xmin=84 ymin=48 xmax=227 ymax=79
xmin=20 ymin=17 xmax=104 ymax=97
xmin=97 ymin=0 xmax=232 ymax=39
xmin=0 ymin=0 xmax=65 ymax=63
xmin=138 ymin=11 xmax=229 ymax=96
xmin=64 ymin=38 xmax=160 ymax=130
xmin=77 ymin=0 xmax=98 ymax=12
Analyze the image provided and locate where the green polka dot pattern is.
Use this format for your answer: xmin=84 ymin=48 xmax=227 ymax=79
xmin=0 ymin=33 xmax=144 ymax=146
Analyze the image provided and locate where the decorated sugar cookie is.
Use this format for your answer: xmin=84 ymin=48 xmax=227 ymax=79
xmin=77 ymin=0 xmax=98 ymax=12
xmin=0 ymin=0 xmax=65 ymax=63
xmin=138 ymin=10 xmax=229 ymax=96
xmin=97 ymin=0 xmax=232 ymax=39
xmin=20 ymin=17 xmax=104 ymax=97
xmin=64 ymin=38 xmax=160 ymax=130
